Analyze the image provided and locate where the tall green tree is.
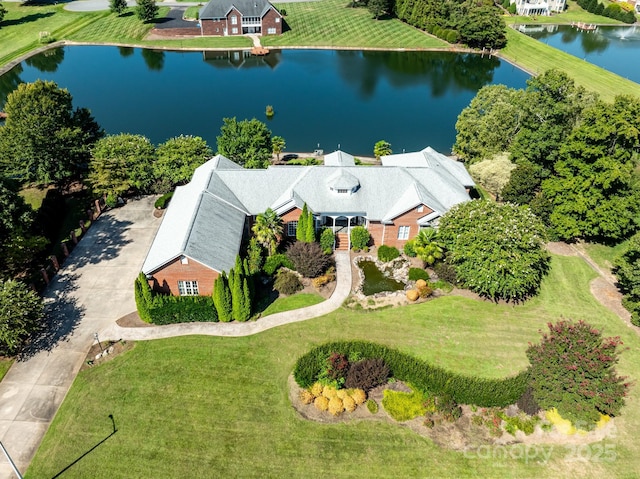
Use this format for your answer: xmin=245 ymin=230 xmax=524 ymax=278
xmin=0 ymin=80 xmax=103 ymax=185
xmin=527 ymin=320 xmax=629 ymax=426
xmin=246 ymin=237 xmax=263 ymax=275
xmin=155 ymin=135 xmax=212 ymax=186
xmin=271 ymin=135 xmax=285 ymax=162
xmin=213 ymin=272 xmax=232 ymax=322
xmin=542 ymin=95 xmax=640 ymax=241
xmin=438 ymin=200 xmax=550 ymax=301
xmin=0 ymin=179 xmax=47 ymax=277
xmin=109 ymin=0 xmax=127 ymax=15
xmin=136 ymin=0 xmax=158 ymax=22
xmin=231 ymin=256 xmax=251 ymax=322
xmin=305 ymin=208 xmax=315 ymax=242
xmin=87 ymin=134 xmax=156 ymax=197
xmin=296 ymin=204 xmax=308 ymax=242
xmin=252 ymin=208 xmax=283 ymax=256
xmin=373 ymin=140 xmax=392 ymax=160
xmin=368 ymin=0 xmax=389 ymax=18
xmin=217 ymin=117 xmax=273 ymax=169
xmin=457 ymin=5 xmax=506 ymax=49
xmin=0 ymin=279 xmax=44 ymax=355
xmin=614 ymin=233 xmax=640 ymax=326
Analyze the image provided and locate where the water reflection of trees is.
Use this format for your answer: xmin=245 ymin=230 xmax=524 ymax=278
xmin=141 ymin=49 xmax=165 ymax=71
xmin=335 ymin=50 xmax=499 ymax=99
xmin=25 ymin=47 xmax=65 ymax=72
xmin=0 ymin=65 xmax=23 ymax=107
xmin=581 ymin=32 xmax=609 ymax=54
xmin=118 ymin=46 xmax=135 ymax=58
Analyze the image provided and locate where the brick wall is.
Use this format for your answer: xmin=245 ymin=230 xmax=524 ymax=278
xmin=201 ymin=19 xmax=227 ymax=35
xmin=150 ymin=256 xmax=219 ymax=296
xmin=382 ymin=204 xmax=434 ymax=247
xmin=368 ymin=221 xmax=385 ymax=246
xmin=262 ymin=8 xmax=282 ymax=34
xmin=280 ymin=207 xmax=302 ymax=238
xmin=227 ymin=8 xmax=242 ymax=35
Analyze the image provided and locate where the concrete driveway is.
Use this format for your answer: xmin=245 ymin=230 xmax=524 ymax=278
xmin=0 ymin=197 xmax=161 ymax=479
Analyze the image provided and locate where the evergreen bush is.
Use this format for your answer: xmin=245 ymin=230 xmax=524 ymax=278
xmin=263 ymin=254 xmax=295 ymax=275
xmin=273 ymin=270 xmax=303 ymax=295
xmin=350 ymin=226 xmax=370 ymax=251
xmin=154 ymin=192 xmax=173 ymax=209
xmin=408 ymin=268 xmax=429 ymax=281
xmin=320 ymin=228 xmax=335 ymax=254
xmin=377 ymin=245 xmax=400 ymax=262
xmin=404 ymin=240 xmax=417 ymax=257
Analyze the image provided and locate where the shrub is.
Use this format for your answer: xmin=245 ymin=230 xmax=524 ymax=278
xmin=344 ymin=358 xmax=390 ymax=391
xmin=343 ymin=395 xmax=357 ymax=412
xmin=154 ymin=192 xmax=173 ymax=209
xmin=263 ymin=254 xmax=294 ymax=275
xmin=516 ymin=386 xmax=541 ymax=416
xmin=613 ymin=232 xmax=640 ymax=326
xmin=446 ymin=30 xmax=459 ymax=44
xmin=409 ymin=268 xmax=429 ymax=281
xmin=527 ymin=320 xmax=629 ymax=426
xmin=286 ymin=241 xmax=332 ymax=278
xmin=328 ymin=397 xmax=344 ymax=416
xmin=314 ymin=396 xmax=329 ymax=411
xmin=438 ymin=201 xmax=550 ymax=301
xmin=417 ymin=283 xmax=433 ymax=298
xmin=433 ymin=260 xmax=457 ymax=284
xmin=319 ymin=228 xmax=335 ymax=254
xmin=325 ymin=352 xmax=349 ymax=384
xmin=350 ymin=226 xmax=370 ymax=251
xmin=366 ymin=399 xmax=378 ymax=414
xmin=351 ymin=388 xmax=367 ymax=405
xmin=404 ymin=240 xmax=417 ymax=257
xmin=436 ymin=393 xmax=462 ymax=422
xmin=311 ymin=382 xmax=324 ymax=398
xmin=336 ymin=389 xmax=348 ymax=399
xmin=377 ymin=245 xmax=400 ymax=262
xmin=322 ymin=385 xmax=338 ymax=399
xmin=415 ymin=279 xmax=427 ymax=289
xmin=299 ymin=390 xmax=314 ymax=405
xmin=312 ymin=272 xmax=334 ymax=289
xmin=382 ymin=388 xmax=428 ymax=421
xmin=406 ymin=290 xmax=419 ymax=301
xmin=293 ymin=341 xmax=529 ymax=407
xmin=273 ymin=270 xmax=303 ymax=295
xmin=105 ymin=192 xmax=118 ymax=208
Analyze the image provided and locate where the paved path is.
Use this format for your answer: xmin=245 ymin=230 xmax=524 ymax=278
xmin=0 ymin=197 xmax=161 ymax=479
xmin=100 ymin=251 xmax=351 ymax=341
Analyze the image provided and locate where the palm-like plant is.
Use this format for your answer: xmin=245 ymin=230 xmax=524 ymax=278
xmin=252 ymin=208 xmax=283 ymax=256
xmin=413 ymin=228 xmax=445 ymax=265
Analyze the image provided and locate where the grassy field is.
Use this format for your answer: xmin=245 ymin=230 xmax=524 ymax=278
xmin=264 ymin=0 xmax=447 ymax=49
xmin=25 ymin=255 xmax=640 ymax=478
xmin=505 ymin=1 xmax=628 ymax=25
xmin=0 ymin=358 xmax=14 ymax=382
xmin=499 ymin=27 xmax=640 ymax=102
xmin=584 ymin=241 xmax=629 ymax=271
xmin=261 ymin=292 xmax=324 ymax=317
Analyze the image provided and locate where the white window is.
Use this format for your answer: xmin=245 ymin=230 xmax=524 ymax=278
xmin=397 ymin=226 xmax=410 ymax=240
xmin=232 ymin=27 xmax=238 ymax=34
xmin=417 ymin=205 xmax=424 ymax=213
xmin=178 ymin=280 xmax=199 ymax=296
xmin=231 ymin=15 xmax=237 ymax=25
xmin=287 ymin=221 xmax=297 ymax=237
xmin=267 ymin=27 xmax=276 ymax=34
xmin=181 ymin=255 xmax=189 ymax=265
xmin=275 ymin=17 xmax=280 ymax=23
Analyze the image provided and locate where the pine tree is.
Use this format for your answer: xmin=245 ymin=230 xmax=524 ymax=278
xmin=305 ymin=208 xmax=316 ymax=242
xmin=297 ymin=204 xmax=308 ymax=242
xmin=239 ymin=278 xmax=252 ymax=322
xmin=231 ymin=266 xmax=244 ymax=321
xmin=213 ymin=272 xmax=232 ymax=322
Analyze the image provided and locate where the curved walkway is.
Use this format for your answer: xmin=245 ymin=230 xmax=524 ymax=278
xmin=100 ymin=251 xmax=351 ymax=341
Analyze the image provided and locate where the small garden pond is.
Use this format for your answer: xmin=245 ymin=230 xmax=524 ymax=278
xmin=359 ymin=260 xmax=406 ymax=296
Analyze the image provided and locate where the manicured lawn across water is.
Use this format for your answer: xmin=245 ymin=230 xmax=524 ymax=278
xmin=25 ymin=255 xmax=640 ymax=477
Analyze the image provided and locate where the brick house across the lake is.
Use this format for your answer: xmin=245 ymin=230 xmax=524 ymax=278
xmin=199 ymin=0 xmax=283 ymax=36
xmin=141 ymin=148 xmax=474 ymax=296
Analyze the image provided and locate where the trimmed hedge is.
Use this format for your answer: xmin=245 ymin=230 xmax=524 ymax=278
xmin=135 ymin=273 xmax=217 ymax=324
xmin=408 ymin=268 xmax=430 ymax=281
xmin=293 ymin=341 xmax=529 ymax=407
xmin=154 ymin=192 xmax=174 ymax=209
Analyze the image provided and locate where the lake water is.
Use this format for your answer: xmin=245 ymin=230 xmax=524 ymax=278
xmin=0 ymin=46 xmax=529 ymax=155
xmin=516 ymin=24 xmax=640 ymax=84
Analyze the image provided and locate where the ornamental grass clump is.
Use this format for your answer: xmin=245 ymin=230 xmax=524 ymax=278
xmin=314 ymin=396 xmax=329 ymax=411
xmin=328 ymin=397 xmax=344 ymax=416
xmin=299 ymin=390 xmax=315 ymax=405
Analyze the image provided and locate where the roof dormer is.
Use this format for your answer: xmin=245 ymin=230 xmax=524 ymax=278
xmin=327 ymin=169 xmax=360 ymax=195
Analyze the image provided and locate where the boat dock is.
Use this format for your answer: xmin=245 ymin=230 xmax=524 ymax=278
xmin=571 ymin=22 xmax=597 ymax=32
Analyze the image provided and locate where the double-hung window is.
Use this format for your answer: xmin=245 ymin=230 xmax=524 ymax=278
xmin=287 ymin=221 xmax=297 ymax=237
xmin=397 ymin=226 xmax=410 ymax=240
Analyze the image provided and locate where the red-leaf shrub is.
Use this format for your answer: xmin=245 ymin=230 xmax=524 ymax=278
xmin=344 ymin=358 xmax=390 ymax=391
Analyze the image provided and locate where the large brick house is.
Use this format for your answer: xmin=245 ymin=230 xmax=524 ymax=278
xmin=199 ymin=0 xmax=283 ymax=36
xmin=141 ymin=148 xmax=474 ymax=296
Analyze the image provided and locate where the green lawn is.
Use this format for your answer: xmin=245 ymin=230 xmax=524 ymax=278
xmin=261 ymin=292 xmax=324 ymax=317
xmin=19 ymin=185 xmax=53 ymax=210
xmin=584 ymin=241 xmax=629 ymax=271
xmin=0 ymin=358 xmax=14 ymax=382
xmin=264 ymin=0 xmax=447 ymax=48
xmin=505 ymin=1 xmax=628 ymax=25
xmin=26 ymin=255 xmax=640 ymax=478
xmin=499 ymin=27 xmax=640 ymax=102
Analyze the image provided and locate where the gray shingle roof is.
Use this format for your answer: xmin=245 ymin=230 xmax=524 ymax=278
xmin=143 ymin=149 xmax=473 ymax=275
xmin=200 ymin=0 xmax=277 ymax=19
